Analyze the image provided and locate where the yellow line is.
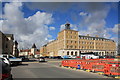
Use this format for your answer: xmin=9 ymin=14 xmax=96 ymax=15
xmin=48 ymin=61 xmax=61 ymax=62
xmin=115 ymin=76 xmax=120 ymax=78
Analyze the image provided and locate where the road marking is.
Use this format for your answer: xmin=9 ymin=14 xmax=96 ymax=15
xmin=86 ymin=70 xmax=91 ymax=72
xmin=115 ymin=76 xmax=120 ymax=79
xmin=48 ymin=61 xmax=62 ymax=62
xmin=97 ymin=72 xmax=104 ymax=75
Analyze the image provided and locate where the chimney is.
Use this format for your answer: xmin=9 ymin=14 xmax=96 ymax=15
xmin=87 ymin=34 xmax=90 ymax=36
xmin=95 ymin=35 xmax=99 ymax=37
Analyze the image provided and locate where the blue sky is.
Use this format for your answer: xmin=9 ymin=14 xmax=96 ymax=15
xmin=0 ymin=2 xmax=119 ymax=49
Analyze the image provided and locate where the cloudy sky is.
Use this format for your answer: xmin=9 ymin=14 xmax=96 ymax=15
xmin=0 ymin=1 xmax=119 ymax=49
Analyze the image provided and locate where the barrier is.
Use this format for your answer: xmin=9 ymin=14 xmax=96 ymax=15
xmin=60 ymin=58 xmax=120 ymax=78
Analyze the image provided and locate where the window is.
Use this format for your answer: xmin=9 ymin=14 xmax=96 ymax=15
xmin=71 ymin=51 xmax=73 ymax=55
xmin=67 ymin=45 xmax=69 ymax=48
xmin=82 ymin=46 xmax=84 ymax=48
xmin=67 ymin=40 xmax=69 ymax=43
xmin=90 ymin=46 xmax=92 ymax=48
xmin=70 ymin=45 xmax=73 ymax=48
xmin=75 ymin=46 xmax=76 ymax=48
xmin=75 ymin=52 xmax=77 ymax=56
xmin=75 ymin=41 xmax=77 ymax=43
xmin=67 ymin=51 xmax=69 ymax=55
xmin=84 ymin=42 xmax=86 ymax=44
xmin=82 ymin=42 xmax=84 ymax=44
xmin=6 ymin=44 xmax=8 ymax=48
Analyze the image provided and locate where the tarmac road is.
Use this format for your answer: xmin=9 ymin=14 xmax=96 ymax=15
xmin=11 ymin=59 xmax=112 ymax=78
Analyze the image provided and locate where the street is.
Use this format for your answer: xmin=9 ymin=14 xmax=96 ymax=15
xmin=11 ymin=59 xmax=111 ymax=78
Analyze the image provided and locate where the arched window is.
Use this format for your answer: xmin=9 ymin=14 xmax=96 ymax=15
xmin=67 ymin=51 xmax=69 ymax=55
xmin=75 ymin=51 xmax=77 ymax=56
xmin=71 ymin=51 xmax=73 ymax=55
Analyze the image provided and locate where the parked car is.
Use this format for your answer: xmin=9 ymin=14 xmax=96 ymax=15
xmin=61 ymin=55 xmax=69 ymax=59
xmin=39 ymin=57 xmax=46 ymax=62
xmin=0 ymin=54 xmax=22 ymax=65
xmin=17 ymin=56 xmax=29 ymax=61
xmin=99 ymin=56 xmax=104 ymax=58
xmin=69 ymin=55 xmax=76 ymax=59
xmin=1 ymin=57 xmax=10 ymax=65
xmin=44 ymin=56 xmax=49 ymax=58
xmin=0 ymin=58 xmax=13 ymax=80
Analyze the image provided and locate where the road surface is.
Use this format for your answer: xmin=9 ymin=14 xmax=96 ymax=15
xmin=11 ymin=59 xmax=111 ymax=78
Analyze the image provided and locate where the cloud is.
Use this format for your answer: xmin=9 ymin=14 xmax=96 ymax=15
xmin=60 ymin=24 xmax=65 ymax=31
xmin=49 ymin=26 xmax=55 ymax=30
xmin=47 ymin=34 xmax=52 ymax=38
xmin=79 ymin=12 xmax=87 ymax=16
xmin=0 ymin=20 xmax=3 ymax=30
xmin=78 ymin=4 xmax=112 ymax=39
xmin=2 ymin=0 xmax=119 ymax=2
xmin=112 ymin=24 xmax=119 ymax=34
xmin=1 ymin=2 xmax=54 ymax=49
xmin=24 ymin=2 xmax=74 ymax=13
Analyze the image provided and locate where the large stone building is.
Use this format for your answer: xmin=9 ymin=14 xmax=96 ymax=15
xmin=40 ymin=23 xmax=117 ymax=57
xmin=0 ymin=31 xmax=14 ymax=55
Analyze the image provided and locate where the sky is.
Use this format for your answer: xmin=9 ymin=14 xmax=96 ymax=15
xmin=0 ymin=1 xmax=119 ymax=49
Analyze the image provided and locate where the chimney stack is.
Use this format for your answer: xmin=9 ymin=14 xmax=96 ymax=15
xmin=95 ymin=35 xmax=99 ymax=37
xmin=87 ymin=34 xmax=90 ymax=36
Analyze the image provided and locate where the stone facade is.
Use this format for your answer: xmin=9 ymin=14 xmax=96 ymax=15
xmin=40 ymin=23 xmax=117 ymax=57
xmin=13 ymin=41 xmax=19 ymax=57
xmin=0 ymin=31 xmax=14 ymax=55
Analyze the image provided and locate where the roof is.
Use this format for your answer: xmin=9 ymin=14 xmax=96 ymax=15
xmin=14 ymin=41 xmax=18 ymax=45
xmin=20 ymin=49 xmax=31 ymax=52
xmin=35 ymin=51 xmax=40 ymax=54
xmin=5 ymin=34 xmax=13 ymax=37
xmin=32 ymin=43 xmax=36 ymax=48
xmin=81 ymin=52 xmax=95 ymax=54
xmin=79 ymin=35 xmax=114 ymax=42
xmin=5 ymin=34 xmax=14 ymax=40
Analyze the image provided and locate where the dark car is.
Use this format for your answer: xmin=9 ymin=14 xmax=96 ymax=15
xmin=0 ymin=58 xmax=13 ymax=80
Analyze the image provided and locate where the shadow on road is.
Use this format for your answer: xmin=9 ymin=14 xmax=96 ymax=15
xmin=27 ymin=60 xmax=37 ymax=62
xmin=11 ymin=64 xmax=28 ymax=67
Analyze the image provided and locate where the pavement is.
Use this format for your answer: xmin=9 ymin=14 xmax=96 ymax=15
xmin=11 ymin=58 xmax=112 ymax=78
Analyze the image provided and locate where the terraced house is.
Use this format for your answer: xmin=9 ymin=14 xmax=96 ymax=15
xmin=40 ymin=23 xmax=117 ymax=57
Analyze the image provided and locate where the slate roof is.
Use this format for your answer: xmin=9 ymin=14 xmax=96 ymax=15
xmin=32 ymin=43 xmax=36 ymax=48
